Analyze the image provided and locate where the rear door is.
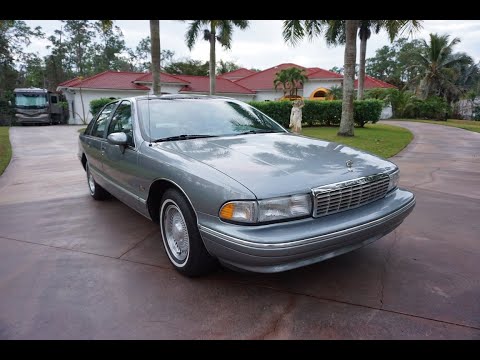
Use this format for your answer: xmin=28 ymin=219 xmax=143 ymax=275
xmin=82 ymin=101 xmax=119 ymax=178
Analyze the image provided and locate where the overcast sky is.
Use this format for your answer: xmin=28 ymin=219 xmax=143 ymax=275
xmin=23 ymin=20 xmax=480 ymax=71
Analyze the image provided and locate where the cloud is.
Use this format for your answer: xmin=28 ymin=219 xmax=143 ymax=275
xmin=22 ymin=20 xmax=480 ymax=71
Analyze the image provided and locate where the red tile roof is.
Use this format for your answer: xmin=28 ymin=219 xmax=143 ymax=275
xmin=218 ymin=68 xmax=257 ymax=81
xmin=57 ymin=71 xmax=150 ymax=91
xmin=57 ymin=77 xmax=82 ymax=87
xmin=306 ymin=67 xmax=321 ymax=75
xmin=308 ymin=68 xmax=343 ymax=79
xmin=355 ymin=75 xmax=396 ymax=89
xmin=174 ymin=75 xmax=254 ymax=94
xmin=134 ymin=72 xmax=190 ymax=84
xmin=235 ymin=63 xmax=307 ymax=91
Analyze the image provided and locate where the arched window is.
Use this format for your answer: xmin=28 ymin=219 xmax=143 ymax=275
xmin=309 ymin=87 xmax=329 ymax=100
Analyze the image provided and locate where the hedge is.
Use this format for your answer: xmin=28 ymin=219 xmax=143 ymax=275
xmin=90 ymin=97 xmax=118 ymax=117
xmin=248 ymin=99 xmax=383 ymax=128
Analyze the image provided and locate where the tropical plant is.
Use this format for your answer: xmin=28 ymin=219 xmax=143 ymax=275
xmin=184 ymin=20 xmax=249 ymax=95
xmin=328 ymin=85 xmax=343 ymax=100
xmin=385 ymin=88 xmax=417 ymax=118
xmin=410 ymin=33 xmax=473 ymax=102
xmin=273 ymin=67 xmax=307 ymax=98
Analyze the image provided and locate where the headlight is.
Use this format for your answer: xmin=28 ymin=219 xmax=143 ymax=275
xmin=258 ymin=194 xmax=312 ymax=222
xmin=388 ymin=170 xmax=400 ymax=192
xmin=219 ymin=194 xmax=312 ymax=224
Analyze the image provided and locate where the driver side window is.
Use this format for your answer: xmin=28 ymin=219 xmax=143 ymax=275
xmin=107 ymin=101 xmax=134 ymax=147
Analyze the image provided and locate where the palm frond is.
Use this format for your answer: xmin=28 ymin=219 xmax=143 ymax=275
xmin=217 ymin=20 xmax=233 ymax=49
xmin=282 ymin=20 xmax=306 ymax=46
xmin=185 ymin=20 xmax=203 ymax=50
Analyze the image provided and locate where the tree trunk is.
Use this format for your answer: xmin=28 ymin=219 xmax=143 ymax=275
xmin=357 ymin=32 xmax=367 ymax=100
xmin=338 ymin=20 xmax=359 ymax=137
xmin=209 ymin=23 xmax=216 ymax=95
xmin=150 ymin=20 xmax=161 ymax=95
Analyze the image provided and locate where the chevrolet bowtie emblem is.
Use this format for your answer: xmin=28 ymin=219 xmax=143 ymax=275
xmin=346 ymin=160 xmax=353 ymax=172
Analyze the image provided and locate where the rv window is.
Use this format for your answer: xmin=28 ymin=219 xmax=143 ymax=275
xmin=51 ymin=96 xmax=58 ymax=104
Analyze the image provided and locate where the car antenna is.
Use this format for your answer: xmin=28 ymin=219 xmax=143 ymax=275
xmin=148 ymin=90 xmax=152 ymax=146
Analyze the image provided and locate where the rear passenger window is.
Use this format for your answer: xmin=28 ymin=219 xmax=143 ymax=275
xmin=91 ymin=102 xmax=118 ymax=138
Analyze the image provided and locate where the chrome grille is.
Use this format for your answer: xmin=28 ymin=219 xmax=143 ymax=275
xmin=312 ymin=174 xmax=390 ymax=217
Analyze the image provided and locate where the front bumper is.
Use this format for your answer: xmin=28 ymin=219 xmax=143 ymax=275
xmin=198 ymin=188 xmax=415 ymax=273
xmin=16 ymin=113 xmax=50 ymax=124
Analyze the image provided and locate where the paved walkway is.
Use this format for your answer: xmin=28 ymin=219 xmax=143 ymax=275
xmin=0 ymin=123 xmax=479 ymax=339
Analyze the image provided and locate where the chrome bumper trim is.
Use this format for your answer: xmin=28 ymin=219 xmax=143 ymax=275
xmin=199 ymin=197 xmax=415 ymax=250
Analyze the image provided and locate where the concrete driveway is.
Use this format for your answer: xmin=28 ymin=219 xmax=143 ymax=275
xmin=0 ymin=123 xmax=479 ymax=339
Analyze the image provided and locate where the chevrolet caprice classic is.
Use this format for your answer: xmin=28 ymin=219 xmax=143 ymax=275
xmin=78 ymin=95 xmax=415 ymax=276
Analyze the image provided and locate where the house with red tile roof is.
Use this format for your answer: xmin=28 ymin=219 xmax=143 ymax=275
xmin=218 ymin=68 xmax=257 ymax=81
xmin=57 ymin=65 xmax=395 ymax=124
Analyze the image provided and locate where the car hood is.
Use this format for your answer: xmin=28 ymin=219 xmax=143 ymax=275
xmin=156 ymin=133 xmax=397 ymax=198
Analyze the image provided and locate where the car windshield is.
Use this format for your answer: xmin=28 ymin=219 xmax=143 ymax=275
xmin=137 ymin=98 xmax=286 ymax=141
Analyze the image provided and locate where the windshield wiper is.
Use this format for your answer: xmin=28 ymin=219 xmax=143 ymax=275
xmin=236 ymin=129 xmax=280 ymax=135
xmin=152 ymin=134 xmax=218 ymax=143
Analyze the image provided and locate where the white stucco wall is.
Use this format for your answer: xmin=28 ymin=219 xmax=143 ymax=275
xmin=303 ymin=79 xmax=343 ymax=98
xmin=380 ymin=105 xmax=393 ymax=120
xmin=64 ymin=89 xmax=149 ymax=124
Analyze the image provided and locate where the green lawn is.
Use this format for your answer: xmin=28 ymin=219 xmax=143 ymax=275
xmin=386 ymin=119 xmax=480 ymax=133
xmin=0 ymin=127 xmax=12 ymax=176
xmin=302 ymin=123 xmax=413 ymax=158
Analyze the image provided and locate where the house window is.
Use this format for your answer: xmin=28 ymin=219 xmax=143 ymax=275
xmin=310 ymin=87 xmax=329 ymax=100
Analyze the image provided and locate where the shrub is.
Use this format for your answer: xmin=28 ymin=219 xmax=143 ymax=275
xmin=416 ymin=96 xmax=449 ymax=120
xmin=90 ymin=97 xmax=117 ymax=117
xmin=354 ymin=99 xmax=383 ymax=127
xmin=473 ymin=105 xmax=480 ymax=121
xmin=0 ymin=97 xmax=15 ymax=126
xmin=248 ymin=101 xmax=292 ymax=127
xmin=248 ymin=99 xmax=383 ymax=128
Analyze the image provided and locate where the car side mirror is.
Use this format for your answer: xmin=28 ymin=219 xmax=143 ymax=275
xmin=107 ymin=132 xmax=128 ymax=149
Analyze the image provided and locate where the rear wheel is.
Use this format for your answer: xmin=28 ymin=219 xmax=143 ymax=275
xmin=86 ymin=162 xmax=108 ymax=200
xmin=160 ymin=189 xmax=217 ymax=277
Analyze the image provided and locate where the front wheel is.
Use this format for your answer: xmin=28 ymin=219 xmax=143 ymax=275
xmin=160 ymin=189 xmax=217 ymax=277
xmin=86 ymin=162 xmax=108 ymax=200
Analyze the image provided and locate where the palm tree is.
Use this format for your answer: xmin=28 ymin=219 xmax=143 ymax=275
xmin=150 ymin=20 xmax=161 ymax=95
xmin=273 ymin=69 xmax=290 ymax=98
xmin=411 ymin=33 xmax=473 ymax=101
xmin=323 ymin=20 xmax=423 ymax=100
xmin=338 ymin=20 xmax=359 ymax=136
xmin=283 ymin=20 xmax=358 ymax=135
xmin=273 ymin=67 xmax=308 ymax=98
xmin=184 ymin=20 xmax=249 ymax=95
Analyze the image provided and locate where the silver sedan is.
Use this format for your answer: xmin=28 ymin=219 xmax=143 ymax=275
xmin=78 ymin=95 xmax=415 ymax=277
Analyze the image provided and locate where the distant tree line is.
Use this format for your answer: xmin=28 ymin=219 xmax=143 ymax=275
xmin=0 ymin=20 xmax=257 ymax=103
